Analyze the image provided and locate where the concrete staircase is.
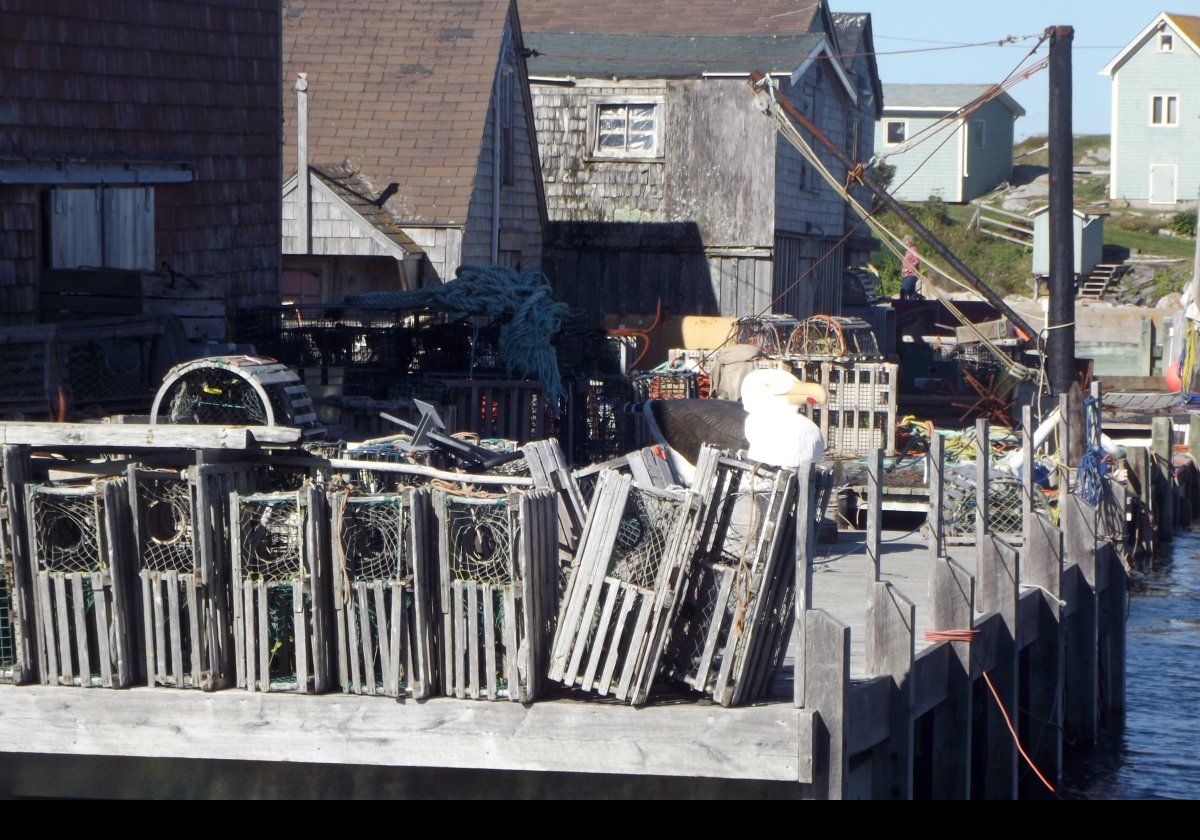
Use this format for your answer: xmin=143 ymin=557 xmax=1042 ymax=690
xmin=1079 ymin=263 xmax=1128 ymax=300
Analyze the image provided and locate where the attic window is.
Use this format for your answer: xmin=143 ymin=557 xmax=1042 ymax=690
xmin=885 ymin=120 xmax=907 ymax=145
xmin=592 ymin=101 xmax=660 ymax=159
xmin=1160 ymin=33 xmax=1174 ymax=52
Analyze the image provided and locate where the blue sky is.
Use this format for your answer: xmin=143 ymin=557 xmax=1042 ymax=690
xmin=841 ymin=1 xmax=1197 ymax=138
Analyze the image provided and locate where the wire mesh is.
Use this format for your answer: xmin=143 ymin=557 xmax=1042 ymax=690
xmin=164 ymin=369 xmax=269 ymax=426
xmin=33 ymin=491 xmax=103 ymax=574
xmin=0 ymin=545 xmax=13 ymax=671
xmin=0 ymin=341 xmax=48 ymax=405
xmin=64 ymin=336 xmax=154 ymax=403
xmin=945 ymin=476 xmax=1045 ymax=537
xmin=136 ymin=475 xmax=195 ymax=573
xmin=611 ymin=489 xmax=674 ymax=591
xmin=239 ymin=497 xmax=305 ymax=582
xmin=442 ymin=497 xmax=517 ymax=586
xmin=338 ymin=496 xmax=407 ymax=582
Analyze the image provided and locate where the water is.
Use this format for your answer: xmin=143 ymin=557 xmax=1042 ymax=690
xmin=1062 ymin=532 xmax=1200 ymax=799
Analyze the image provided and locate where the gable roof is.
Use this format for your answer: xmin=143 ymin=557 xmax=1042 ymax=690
xmin=832 ymin=11 xmax=883 ymax=116
xmin=282 ymin=0 xmax=513 ymax=227
xmin=1100 ymin=12 xmax=1200 ymax=76
xmin=526 ymin=32 xmax=825 ymax=78
xmin=881 ymin=83 xmax=1025 ymax=117
xmin=519 ymin=1 xmax=825 ymax=36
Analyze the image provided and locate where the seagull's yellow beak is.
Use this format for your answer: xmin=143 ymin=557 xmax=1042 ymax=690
xmin=785 ymin=382 xmax=827 ymax=405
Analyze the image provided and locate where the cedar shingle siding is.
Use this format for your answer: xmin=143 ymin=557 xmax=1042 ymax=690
xmin=0 ymin=0 xmax=282 ymax=321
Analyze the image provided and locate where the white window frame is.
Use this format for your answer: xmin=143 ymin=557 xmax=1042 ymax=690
xmin=884 ymin=119 xmax=908 ymax=146
xmin=971 ymin=119 xmax=986 ymax=148
xmin=1160 ymin=32 xmax=1174 ymax=52
xmin=588 ymin=97 xmax=664 ymax=161
xmin=1150 ymin=93 xmax=1180 ymax=127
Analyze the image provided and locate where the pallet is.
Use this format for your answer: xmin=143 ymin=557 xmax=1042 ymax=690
xmin=230 ymin=487 xmax=332 ymax=694
xmin=128 ymin=464 xmax=249 ymax=690
xmin=549 ymin=466 xmax=706 ymax=706
xmin=330 ymin=488 xmax=435 ymax=699
xmin=522 ymin=438 xmax=588 ymax=562
xmin=25 ymin=481 xmax=135 ymax=688
xmin=664 ymin=449 xmax=798 ymax=706
xmin=433 ymin=488 xmax=558 ymax=702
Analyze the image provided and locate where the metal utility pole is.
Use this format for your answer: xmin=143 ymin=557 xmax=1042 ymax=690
xmin=1047 ymin=26 xmax=1075 ymax=394
xmin=748 ymin=73 xmax=1040 ymax=344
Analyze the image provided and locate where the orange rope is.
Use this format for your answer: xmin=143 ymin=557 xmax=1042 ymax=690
xmin=923 ymin=629 xmax=1057 ymax=796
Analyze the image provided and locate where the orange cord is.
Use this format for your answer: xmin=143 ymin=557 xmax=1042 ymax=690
xmin=923 ymin=630 xmax=1057 ymax=796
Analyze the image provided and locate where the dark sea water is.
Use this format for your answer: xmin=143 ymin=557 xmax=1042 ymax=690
xmin=1062 ymin=532 xmax=1200 ymax=800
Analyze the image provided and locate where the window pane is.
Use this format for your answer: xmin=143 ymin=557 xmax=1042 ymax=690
xmin=1167 ymin=96 xmax=1178 ymax=124
xmin=1161 ymin=34 xmax=1173 ymax=51
xmin=597 ymin=131 xmax=625 ymax=149
xmin=887 ymin=121 xmax=906 ymax=143
xmin=627 ymin=131 xmax=654 ymax=151
xmin=1153 ymin=96 xmax=1163 ymax=124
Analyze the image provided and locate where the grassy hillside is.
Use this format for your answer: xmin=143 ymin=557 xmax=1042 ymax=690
xmin=1012 ymin=133 xmax=1110 ymax=168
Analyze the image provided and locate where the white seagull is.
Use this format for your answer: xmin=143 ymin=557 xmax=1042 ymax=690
xmin=643 ymin=368 xmax=827 ymax=485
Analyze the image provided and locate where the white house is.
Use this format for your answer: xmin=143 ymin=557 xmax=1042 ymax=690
xmin=1101 ymin=12 xmax=1200 ymax=207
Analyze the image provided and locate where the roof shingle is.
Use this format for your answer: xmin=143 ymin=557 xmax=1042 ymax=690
xmin=519 ymin=0 xmax=821 ymax=36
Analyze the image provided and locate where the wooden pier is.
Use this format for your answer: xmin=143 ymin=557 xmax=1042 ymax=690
xmin=0 ymin=399 xmax=1186 ymax=799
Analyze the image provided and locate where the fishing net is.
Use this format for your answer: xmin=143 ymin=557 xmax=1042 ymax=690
xmin=442 ymin=497 xmax=517 ymax=586
xmin=785 ymin=315 xmax=847 ymax=358
xmin=162 ymin=369 xmax=271 ymax=426
xmin=338 ymin=496 xmax=407 ymax=582
xmin=32 ymin=491 xmax=103 ymax=574
xmin=238 ymin=496 xmax=304 ymax=582
xmin=945 ymin=476 xmax=1048 ymax=537
xmin=136 ymin=475 xmax=195 ymax=574
xmin=612 ymin=489 xmax=675 ymax=590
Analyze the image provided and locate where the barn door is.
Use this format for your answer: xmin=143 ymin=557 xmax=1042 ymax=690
xmin=1149 ymin=164 xmax=1177 ymax=205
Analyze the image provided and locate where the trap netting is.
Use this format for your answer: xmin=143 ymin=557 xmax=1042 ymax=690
xmin=944 ymin=475 xmax=1048 ymax=537
xmin=132 ymin=472 xmax=195 ymax=574
xmin=337 ymin=495 xmax=410 ymax=582
xmin=162 ymin=368 xmax=271 ymax=427
xmin=31 ymin=489 xmax=103 ymax=574
xmin=238 ymin=495 xmax=304 ymax=582
xmin=443 ymin=496 xmax=517 ymax=587
xmin=0 ymin=509 xmax=14 ymax=676
xmin=611 ymin=489 xmax=674 ymax=591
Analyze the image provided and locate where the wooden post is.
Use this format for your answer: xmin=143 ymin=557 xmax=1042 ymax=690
xmin=928 ymin=556 xmax=974 ymax=799
xmin=866 ymin=448 xmax=883 ymax=585
xmin=1062 ymin=489 xmax=1100 ymax=744
xmin=805 ymin=609 xmax=849 ymax=800
xmin=1046 ymin=25 xmax=1076 ymax=395
xmin=1151 ymin=416 xmax=1173 ymax=541
xmin=928 ymin=434 xmax=945 ymax=559
xmin=794 ymin=465 xmax=817 ymax=709
xmin=1137 ymin=318 xmax=1154 ymax=377
xmin=1 ymin=445 xmax=36 ymax=684
xmin=1021 ymin=509 xmax=1064 ymax=796
xmin=1189 ymin=414 xmax=1200 ymax=467
xmin=975 ymin=420 xmax=989 ymax=538
xmin=866 ymin=581 xmax=915 ymax=800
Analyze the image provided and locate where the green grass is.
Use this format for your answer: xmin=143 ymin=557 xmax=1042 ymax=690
xmin=868 ymin=200 xmax=1033 ymax=298
xmin=1104 ymin=225 xmax=1196 ymax=259
xmin=1013 ymin=133 xmax=1110 ymax=168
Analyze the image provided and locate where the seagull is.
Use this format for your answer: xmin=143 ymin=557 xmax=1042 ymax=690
xmin=643 ymin=368 xmax=827 ymax=485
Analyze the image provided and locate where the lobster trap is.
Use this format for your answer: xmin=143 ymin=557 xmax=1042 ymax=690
xmin=663 ymin=450 xmax=798 ymax=706
xmin=787 ymin=360 xmax=899 ymax=457
xmin=331 ymin=488 xmax=435 ymax=699
xmin=128 ymin=464 xmax=249 ymax=690
xmin=26 ymin=481 xmax=135 ymax=687
xmin=433 ymin=488 xmax=558 ymax=702
xmin=549 ymin=469 xmax=703 ymax=706
xmin=0 ymin=500 xmax=17 ymax=682
xmin=231 ymin=486 xmax=332 ymax=693
xmin=944 ymin=473 xmax=1049 ymax=544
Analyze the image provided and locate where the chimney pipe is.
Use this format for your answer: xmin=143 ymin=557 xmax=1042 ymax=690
xmin=295 ymin=72 xmax=310 ymax=255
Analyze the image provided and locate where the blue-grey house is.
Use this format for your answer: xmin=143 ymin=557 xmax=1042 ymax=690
xmin=1101 ymin=12 xmax=1200 ymax=207
xmin=873 ymin=84 xmax=1025 ymax=203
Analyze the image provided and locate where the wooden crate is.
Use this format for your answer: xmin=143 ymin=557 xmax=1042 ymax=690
xmin=128 ymin=464 xmax=250 ymax=690
xmin=331 ymin=488 xmax=435 ymax=699
xmin=548 ymin=467 xmax=705 ymax=706
xmin=230 ymin=487 xmax=332 ymax=694
xmin=788 ymin=360 xmax=899 ymax=456
xmin=25 ymin=481 xmax=136 ymax=688
xmin=663 ymin=449 xmax=798 ymax=706
xmin=0 ymin=500 xmax=17 ymax=683
xmin=433 ymin=488 xmax=558 ymax=702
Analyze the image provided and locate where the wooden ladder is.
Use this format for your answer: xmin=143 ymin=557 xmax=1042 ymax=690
xmin=1078 ymin=263 xmax=1127 ymax=300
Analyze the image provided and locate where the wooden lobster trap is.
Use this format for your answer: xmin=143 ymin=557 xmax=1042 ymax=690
xmin=25 ymin=480 xmax=135 ymax=687
xmin=128 ymin=464 xmax=250 ymax=690
xmin=230 ymin=486 xmax=332 ymax=694
xmin=433 ymin=487 xmax=558 ymax=702
xmin=0 ymin=494 xmax=19 ymax=683
xmin=548 ymin=467 xmax=705 ymax=706
xmin=786 ymin=360 xmax=899 ymax=456
xmin=663 ymin=449 xmax=798 ymax=706
xmin=330 ymin=488 xmax=435 ymax=699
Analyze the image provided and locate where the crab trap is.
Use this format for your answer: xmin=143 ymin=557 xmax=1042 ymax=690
xmin=0 ymin=498 xmax=18 ymax=682
xmin=433 ymin=487 xmax=558 ymax=702
xmin=548 ymin=468 xmax=704 ymax=706
xmin=26 ymin=481 xmax=135 ymax=688
xmin=663 ymin=449 xmax=798 ymax=706
xmin=331 ymin=488 xmax=435 ymax=699
xmin=128 ymin=464 xmax=250 ymax=690
xmin=231 ymin=486 xmax=332 ymax=694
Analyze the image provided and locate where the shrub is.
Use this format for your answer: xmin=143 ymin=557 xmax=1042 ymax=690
xmin=1170 ymin=210 xmax=1197 ymax=238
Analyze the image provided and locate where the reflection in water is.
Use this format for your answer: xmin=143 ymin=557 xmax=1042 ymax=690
xmin=1062 ymin=533 xmax=1200 ymax=799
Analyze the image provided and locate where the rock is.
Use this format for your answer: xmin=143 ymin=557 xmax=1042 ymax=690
xmin=1094 ymin=147 xmax=1111 ymax=163
xmin=1157 ymin=292 xmax=1183 ymax=309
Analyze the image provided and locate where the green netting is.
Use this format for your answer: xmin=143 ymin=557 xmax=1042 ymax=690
xmin=0 ymin=571 xmax=13 ymax=672
xmin=239 ymin=497 xmax=304 ymax=583
xmin=267 ymin=581 xmax=304 ymax=690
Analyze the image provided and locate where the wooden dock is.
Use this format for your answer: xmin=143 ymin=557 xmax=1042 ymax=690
xmin=0 ymin=401 xmax=1188 ymax=799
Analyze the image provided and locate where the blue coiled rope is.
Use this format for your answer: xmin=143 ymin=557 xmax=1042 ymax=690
xmin=1076 ymin=395 xmax=1107 ymax=506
